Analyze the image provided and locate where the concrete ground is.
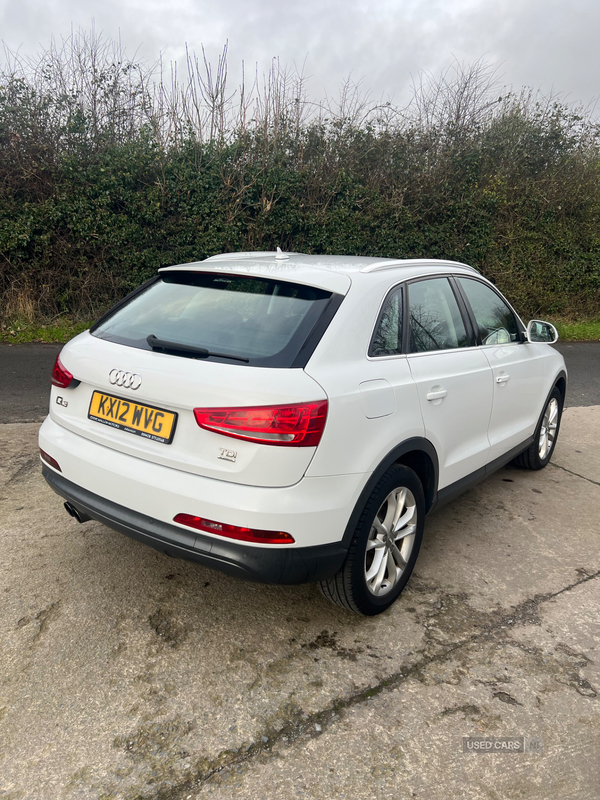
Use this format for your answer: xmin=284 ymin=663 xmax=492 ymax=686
xmin=0 ymin=407 xmax=598 ymax=800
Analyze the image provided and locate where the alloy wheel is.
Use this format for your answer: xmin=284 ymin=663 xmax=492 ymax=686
xmin=364 ymin=487 xmax=417 ymax=596
xmin=538 ymin=397 xmax=559 ymax=460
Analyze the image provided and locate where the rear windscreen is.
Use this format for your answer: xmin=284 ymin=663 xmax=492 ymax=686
xmin=91 ymin=272 xmax=335 ymax=367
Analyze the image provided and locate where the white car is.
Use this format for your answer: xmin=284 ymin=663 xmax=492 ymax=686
xmin=39 ymin=252 xmax=566 ymax=615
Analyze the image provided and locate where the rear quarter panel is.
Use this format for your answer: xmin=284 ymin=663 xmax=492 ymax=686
xmin=304 ymin=278 xmax=425 ymax=479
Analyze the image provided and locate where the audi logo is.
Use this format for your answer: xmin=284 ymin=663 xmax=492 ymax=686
xmin=108 ymin=369 xmax=142 ymax=390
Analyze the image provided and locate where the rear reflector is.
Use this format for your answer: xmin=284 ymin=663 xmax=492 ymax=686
xmin=193 ymin=400 xmax=328 ymax=447
xmin=51 ymin=355 xmax=74 ymax=388
xmin=173 ymin=513 xmax=295 ymax=544
xmin=40 ymin=448 xmax=62 ymax=472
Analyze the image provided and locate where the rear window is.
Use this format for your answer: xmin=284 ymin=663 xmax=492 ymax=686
xmin=91 ymin=272 xmax=336 ymax=367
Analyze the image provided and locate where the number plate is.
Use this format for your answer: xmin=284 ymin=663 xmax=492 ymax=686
xmin=88 ymin=391 xmax=177 ymax=444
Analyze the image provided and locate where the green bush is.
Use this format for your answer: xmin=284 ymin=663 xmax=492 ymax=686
xmin=1 ymin=36 xmax=599 ymax=323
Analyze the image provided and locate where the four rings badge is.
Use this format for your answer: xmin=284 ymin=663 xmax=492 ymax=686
xmin=109 ymin=369 xmax=142 ymax=390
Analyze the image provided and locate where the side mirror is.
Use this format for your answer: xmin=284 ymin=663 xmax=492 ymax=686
xmin=526 ymin=320 xmax=558 ymax=344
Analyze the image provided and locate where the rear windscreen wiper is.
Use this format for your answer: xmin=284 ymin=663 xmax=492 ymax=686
xmin=146 ymin=334 xmax=250 ymax=363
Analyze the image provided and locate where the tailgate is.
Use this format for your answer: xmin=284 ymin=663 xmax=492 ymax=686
xmin=50 ymin=332 xmax=328 ymax=488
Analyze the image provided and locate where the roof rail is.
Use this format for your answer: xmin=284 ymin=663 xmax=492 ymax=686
xmin=360 ymin=258 xmax=478 ymax=274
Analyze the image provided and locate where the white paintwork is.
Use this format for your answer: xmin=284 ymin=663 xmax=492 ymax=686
xmin=359 ymin=380 xmax=396 ymax=418
xmin=53 ymin=332 xmax=327 ymax=488
xmin=39 ymin=416 xmax=365 ymax=547
xmin=483 ymin=341 xmax=563 ymax=459
xmin=407 ymin=348 xmax=493 ymax=488
xmin=40 ymin=251 xmax=567 ymax=555
xmin=159 ymin=258 xmax=352 ymax=295
xmin=303 ymin=273 xmax=424 ymax=479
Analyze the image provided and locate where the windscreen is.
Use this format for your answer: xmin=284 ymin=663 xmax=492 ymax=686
xmin=91 ymin=272 xmax=334 ymax=367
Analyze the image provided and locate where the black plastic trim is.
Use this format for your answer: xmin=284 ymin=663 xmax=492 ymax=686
xmin=340 ymin=437 xmax=440 ymax=548
xmin=290 ymin=292 xmax=346 ymax=369
xmin=448 ymin=276 xmax=478 ymax=347
xmin=42 ymin=467 xmax=348 ymax=584
xmin=553 ymin=370 xmax=568 ymax=403
xmin=432 ymin=437 xmax=534 ymax=511
xmin=532 ymin=374 xmax=567 ymax=432
xmin=401 ymin=280 xmax=410 ymax=354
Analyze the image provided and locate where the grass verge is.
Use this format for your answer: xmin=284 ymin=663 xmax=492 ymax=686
xmin=0 ymin=318 xmax=93 ymax=344
xmin=552 ymin=319 xmax=600 ymax=342
xmin=1 ymin=316 xmax=599 ymax=345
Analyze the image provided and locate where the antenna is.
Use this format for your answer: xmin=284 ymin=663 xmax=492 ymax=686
xmin=275 ymin=247 xmax=288 ymax=261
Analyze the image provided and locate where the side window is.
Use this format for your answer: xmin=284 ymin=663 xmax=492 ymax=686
xmin=457 ymin=278 xmax=520 ymax=345
xmin=408 ymin=278 xmax=469 ymax=353
xmin=370 ymin=285 xmax=402 ymax=356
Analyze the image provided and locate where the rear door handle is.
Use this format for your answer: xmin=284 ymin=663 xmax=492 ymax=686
xmin=426 ymin=388 xmax=448 ymax=401
xmin=496 ymin=374 xmax=511 ymax=384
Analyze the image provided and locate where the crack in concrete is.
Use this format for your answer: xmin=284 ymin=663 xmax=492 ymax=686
xmin=549 ymin=461 xmax=600 ymax=487
xmin=493 ymin=691 xmax=522 ymax=706
xmin=139 ymin=568 xmax=600 ymax=800
xmin=549 ymin=567 xmax=600 ymax=599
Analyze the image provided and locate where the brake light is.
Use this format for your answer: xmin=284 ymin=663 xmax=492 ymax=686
xmin=40 ymin=448 xmax=62 ymax=472
xmin=193 ymin=401 xmax=328 ymax=447
xmin=173 ymin=514 xmax=295 ymax=544
xmin=51 ymin=355 xmax=73 ymax=388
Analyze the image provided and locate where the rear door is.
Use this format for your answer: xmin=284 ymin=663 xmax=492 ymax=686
xmin=406 ymin=277 xmax=493 ymax=489
xmin=455 ymin=277 xmax=545 ymax=460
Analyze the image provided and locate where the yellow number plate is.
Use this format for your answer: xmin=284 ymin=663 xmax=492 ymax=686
xmin=88 ymin=391 xmax=177 ymax=444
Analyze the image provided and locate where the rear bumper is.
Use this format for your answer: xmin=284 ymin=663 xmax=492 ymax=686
xmin=39 ymin=416 xmax=364 ymax=548
xmin=43 ymin=466 xmax=348 ymax=584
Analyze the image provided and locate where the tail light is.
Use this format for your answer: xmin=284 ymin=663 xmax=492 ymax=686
xmin=51 ymin=355 xmax=74 ymax=388
xmin=193 ymin=400 xmax=328 ymax=447
xmin=173 ymin=514 xmax=294 ymax=544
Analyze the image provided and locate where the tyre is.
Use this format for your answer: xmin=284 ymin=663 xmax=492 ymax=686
xmin=319 ymin=465 xmax=425 ymax=615
xmin=513 ymin=387 xmax=563 ymax=470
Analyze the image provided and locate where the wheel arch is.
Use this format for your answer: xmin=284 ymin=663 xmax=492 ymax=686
xmin=512 ymin=375 xmax=565 ymax=470
xmin=554 ymin=370 xmax=567 ymax=405
xmin=340 ymin=437 xmax=439 ymax=549
xmin=393 ymin=449 xmax=437 ymax=514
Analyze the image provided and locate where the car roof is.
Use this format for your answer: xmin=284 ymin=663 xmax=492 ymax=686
xmin=159 ymin=251 xmax=480 ymax=294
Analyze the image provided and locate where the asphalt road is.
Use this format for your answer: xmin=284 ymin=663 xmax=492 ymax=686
xmin=0 ymin=342 xmax=62 ymax=423
xmin=0 ymin=340 xmax=598 ymax=423
xmin=553 ymin=342 xmax=600 ymax=406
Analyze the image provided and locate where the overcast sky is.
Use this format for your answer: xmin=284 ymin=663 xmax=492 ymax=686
xmin=1 ymin=0 xmax=599 ymax=112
